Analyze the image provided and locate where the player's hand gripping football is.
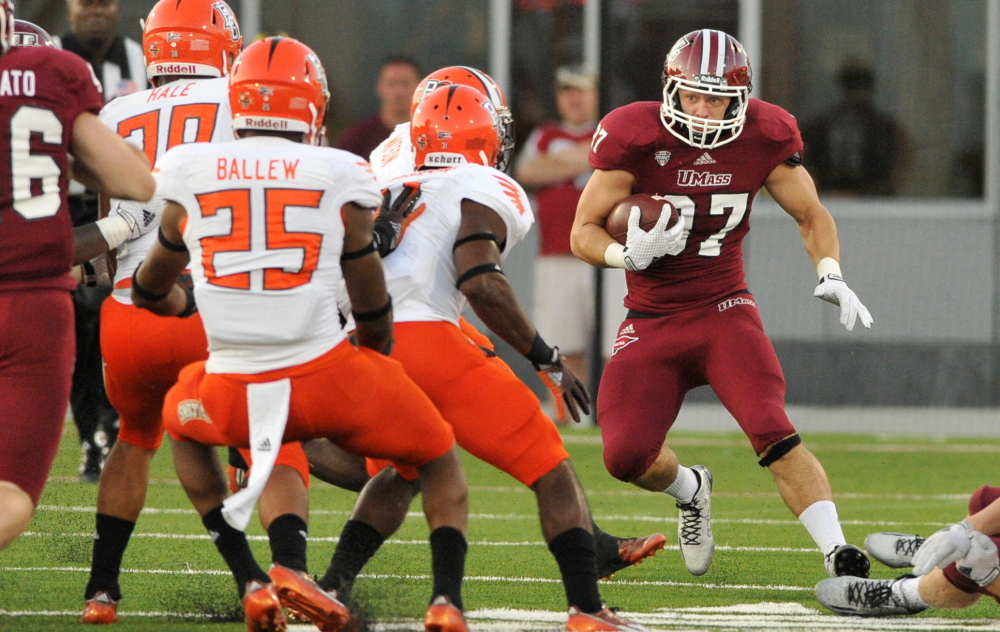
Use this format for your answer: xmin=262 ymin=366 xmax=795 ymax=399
xmin=813 ymin=273 xmax=873 ymax=331
xmin=622 ymin=203 xmax=684 ymax=271
xmin=914 ymin=521 xmax=1000 ymax=586
xmin=532 ymin=348 xmax=591 ymax=423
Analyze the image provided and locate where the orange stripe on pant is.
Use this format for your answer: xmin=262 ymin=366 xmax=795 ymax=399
xmin=366 ymin=321 xmax=567 ymax=487
xmin=164 ymin=339 xmax=455 ymax=469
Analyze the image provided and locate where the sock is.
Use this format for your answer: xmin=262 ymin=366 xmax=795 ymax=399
xmin=202 ymin=505 xmax=269 ymax=597
xmin=429 ymin=526 xmax=467 ymax=611
xmin=548 ymin=527 xmax=603 ymax=614
xmin=319 ymin=519 xmax=386 ymax=597
xmin=798 ymin=500 xmax=847 ymax=554
xmin=84 ymin=514 xmax=135 ymax=600
xmin=664 ymin=465 xmax=700 ymax=502
xmin=896 ymin=576 xmax=929 ymax=609
xmin=268 ymin=514 xmax=308 ymax=573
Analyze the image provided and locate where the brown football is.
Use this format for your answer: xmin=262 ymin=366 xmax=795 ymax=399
xmin=605 ymin=194 xmax=678 ymax=245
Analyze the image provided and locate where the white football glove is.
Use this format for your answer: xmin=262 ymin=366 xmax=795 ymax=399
xmin=913 ymin=521 xmax=975 ymax=576
xmin=958 ymin=529 xmax=1000 ymax=586
xmin=622 ymin=204 xmax=684 ymax=271
xmin=112 ymin=199 xmax=161 ymax=241
xmin=813 ymin=273 xmax=873 ymax=331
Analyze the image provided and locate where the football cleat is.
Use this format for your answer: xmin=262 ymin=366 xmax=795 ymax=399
xmin=825 ymin=543 xmax=871 ymax=578
xmin=242 ymin=580 xmax=287 ymax=632
xmin=815 ymin=575 xmax=927 ymax=616
xmin=267 ymin=565 xmax=350 ymax=632
xmin=566 ymin=606 xmax=649 ymax=632
xmin=424 ymin=595 xmax=468 ymax=632
xmin=81 ymin=591 xmax=119 ymax=624
xmin=864 ymin=532 xmax=924 ymax=568
xmin=598 ymin=533 xmax=668 ymax=579
xmin=675 ymin=465 xmax=713 ymax=576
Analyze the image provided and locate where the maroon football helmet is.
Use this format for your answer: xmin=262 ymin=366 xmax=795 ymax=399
xmin=660 ymin=29 xmax=753 ymax=149
xmin=12 ymin=20 xmax=54 ymax=48
xmin=0 ymin=0 xmax=14 ymax=54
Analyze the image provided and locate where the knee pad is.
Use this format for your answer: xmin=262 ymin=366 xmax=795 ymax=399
xmin=758 ymin=434 xmax=802 ymax=468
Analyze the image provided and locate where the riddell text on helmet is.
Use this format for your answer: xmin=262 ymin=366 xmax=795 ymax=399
xmin=243 ymin=118 xmax=290 ymax=130
xmin=150 ymin=63 xmax=197 ymax=75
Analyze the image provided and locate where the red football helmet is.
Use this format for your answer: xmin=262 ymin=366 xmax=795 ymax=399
xmin=411 ymin=84 xmax=502 ymax=169
xmin=12 ymin=20 xmax=53 ymax=47
xmin=660 ymin=29 xmax=752 ymax=149
xmin=411 ymin=66 xmax=515 ymax=171
xmin=142 ymin=0 xmax=242 ymax=84
xmin=0 ymin=0 xmax=14 ymax=55
xmin=229 ymin=37 xmax=329 ymax=146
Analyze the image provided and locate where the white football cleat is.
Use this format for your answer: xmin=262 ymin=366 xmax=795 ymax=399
xmin=675 ymin=464 xmax=713 ymax=576
xmin=815 ymin=576 xmax=927 ymax=616
xmin=864 ymin=532 xmax=924 ymax=568
xmin=824 ymin=543 xmax=871 ymax=578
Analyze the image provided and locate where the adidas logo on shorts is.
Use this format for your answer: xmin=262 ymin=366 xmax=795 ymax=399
xmin=619 ymin=323 xmax=635 ymax=335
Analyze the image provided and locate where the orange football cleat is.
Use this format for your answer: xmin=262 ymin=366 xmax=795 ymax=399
xmin=267 ymin=565 xmax=350 ymax=632
xmin=242 ymin=580 xmax=287 ymax=632
xmin=598 ymin=533 xmax=668 ymax=579
xmin=566 ymin=606 xmax=648 ymax=632
xmin=424 ymin=595 xmax=468 ymax=632
xmin=81 ymin=591 xmax=119 ymax=624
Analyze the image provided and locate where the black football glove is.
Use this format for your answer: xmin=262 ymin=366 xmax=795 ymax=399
xmin=533 ymin=349 xmax=591 ymax=423
xmin=373 ymin=183 xmax=422 ymax=256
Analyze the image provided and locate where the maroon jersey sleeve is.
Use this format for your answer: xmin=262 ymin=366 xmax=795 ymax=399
xmin=590 ymin=102 xmax=664 ymax=174
xmin=0 ymin=47 xmax=104 ymax=291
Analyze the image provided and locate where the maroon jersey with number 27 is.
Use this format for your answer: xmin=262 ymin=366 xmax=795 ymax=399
xmin=590 ymin=98 xmax=802 ymax=314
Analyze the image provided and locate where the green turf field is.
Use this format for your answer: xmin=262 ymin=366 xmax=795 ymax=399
xmin=2 ymin=421 xmax=999 ymax=631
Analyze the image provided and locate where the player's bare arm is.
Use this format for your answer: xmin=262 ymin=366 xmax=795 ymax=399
xmin=570 ymin=168 xmax=635 ymax=266
xmin=341 ymin=201 xmax=393 ymax=354
xmin=70 ymin=112 xmax=154 ymax=201
xmin=967 ymin=496 xmax=1000 ymax=535
xmin=457 ymin=199 xmax=590 ymax=422
xmin=764 ymin=162 xmax=840 ymax=266
xmin=131 ymin=201 xmax=192 ymax=317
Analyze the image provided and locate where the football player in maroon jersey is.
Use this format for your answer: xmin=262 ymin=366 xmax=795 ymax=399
xmin=0 ymin=0 xmax=154 ymax=552
xmin=571 ymin=29 xmax=873 ymax=578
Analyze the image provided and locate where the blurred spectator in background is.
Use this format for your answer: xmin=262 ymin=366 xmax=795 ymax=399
xmin=515 ymin=66 xmax=626 ymax=422
xmin=55 ymin=0 xmax=147 ymax=482
xmin=336 ymin=54 xmax=420 ymax=158
xmin=801 ymin=61 xmax=904 ymax=196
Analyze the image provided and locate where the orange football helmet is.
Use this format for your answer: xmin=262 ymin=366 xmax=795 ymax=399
xmin=142 ymin=0 xmax=242 ymax=84
xmin=411 ymin=66 xmax=515 ymax=171
xmin=229 ymin=37 xmax=329 ymax=146
xmin=411 ymin=84 xmax=502 ymax=169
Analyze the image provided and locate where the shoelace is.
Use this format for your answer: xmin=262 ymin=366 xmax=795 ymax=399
xmin=895 ymin=536 xmax=925 ymax=558
xmin=676 ymin=498 xmax=705 ymax=546
xmin=846 ymin=579 xmax=894 ymax=608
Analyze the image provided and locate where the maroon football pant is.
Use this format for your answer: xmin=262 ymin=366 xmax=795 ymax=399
xmin=598 ymin=295 xmax=795 ymax=482
xmin=942 ymin=485 xmax=1000 ymax=603
xmin=0 ymin=289 xmax=75 ymax=504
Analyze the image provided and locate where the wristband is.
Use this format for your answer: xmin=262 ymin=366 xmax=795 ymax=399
xmin=816 ymin=257 xmax=842 ymax=280
xmin=525 ymin=331 xmax=558 ymax=368
xmin=604 ymin=242 xmax=627 ymax=269
xmin=95 ymin=214 xmax=131 ymax=250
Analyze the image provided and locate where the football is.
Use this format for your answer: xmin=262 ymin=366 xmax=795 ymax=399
xmin=605 ymin=194 xmax=678 ymax=245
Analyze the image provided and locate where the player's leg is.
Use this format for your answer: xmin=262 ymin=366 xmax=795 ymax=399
xmin=0 ymin=290 xmax=75 ymax=550
xmin=301 ymin=439 xmax=371 ymax=492
xmin=598 ymin=313 xmax=712 ymax=575
xmin=705 ymin=300 xmax=867 ymax=577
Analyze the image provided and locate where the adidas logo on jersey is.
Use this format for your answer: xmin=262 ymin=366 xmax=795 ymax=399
xmin=693 ymin=152 xmax=716 ymax=165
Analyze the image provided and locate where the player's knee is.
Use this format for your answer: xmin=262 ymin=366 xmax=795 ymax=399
xmin=603 ymin=442 xmax=656 ymax=482
xmin=757 ymin=433 xmax=802 ymax=468
xmin=969 ymin=485 xmax=1000 ymax=518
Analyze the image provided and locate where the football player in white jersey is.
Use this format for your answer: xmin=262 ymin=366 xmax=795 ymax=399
xmin=82 ymin=1 xmax=313 ymax=625
xmin=132 ymin=37 xmax=469 ymax=632
xmin=315 ymin=84 xmax=647 ymax=632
